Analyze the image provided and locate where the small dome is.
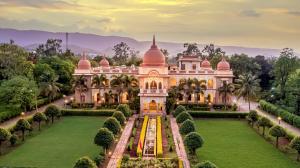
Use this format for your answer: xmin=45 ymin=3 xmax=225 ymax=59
xmin=142 ymin=35 xmax=165 ymax=66
xmin=201 ymin=58 xmax=211 ymax=68
xmin=99 ymin=58 xmax=109 ymax=67
xmin=217 ymin=57 xmax=230 ymax=71
xmin=78 ymin=53 xmax=91 ymax=69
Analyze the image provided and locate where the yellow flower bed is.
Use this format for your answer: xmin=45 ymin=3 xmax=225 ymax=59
xmin=136 ymin=115 xmax=149 ymax=157
xmin=156 ymin=116 xmax=163 ymax=157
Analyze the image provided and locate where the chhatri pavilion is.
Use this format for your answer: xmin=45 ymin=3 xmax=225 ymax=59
xmin=73 ymin=36 xmax=234 ymax=114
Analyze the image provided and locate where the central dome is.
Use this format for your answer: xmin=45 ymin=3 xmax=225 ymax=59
xmin=142 ymin=36 xmax=165 ymax=66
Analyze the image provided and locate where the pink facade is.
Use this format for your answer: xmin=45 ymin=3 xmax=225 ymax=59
xmin=73 ymin=36 xmax=234 ymax=114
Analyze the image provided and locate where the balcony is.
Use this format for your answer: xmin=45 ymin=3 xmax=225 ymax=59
xmin=140 ymin=89 xmax=166 ymax=94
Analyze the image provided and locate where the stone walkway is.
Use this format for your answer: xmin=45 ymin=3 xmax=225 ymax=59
xmin=170 ymin=117 xmax=190 ymax=168
xmin=256 ymin=108 xmax=300 ymax=137
xmin=106 ymin=115 xmax=136 ymax=168
xmin=0 ymin=95 xmax=73 ymax=129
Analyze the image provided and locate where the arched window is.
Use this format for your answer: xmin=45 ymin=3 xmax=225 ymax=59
xmin=145 ymin=82 xmax=149 ymax=89
xmin=150 ymin=81 xmax=157 ymax=89
xmin=158 ymin=82 xmax=162 ymax=89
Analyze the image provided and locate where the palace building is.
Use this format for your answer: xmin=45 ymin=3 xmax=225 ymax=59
xmin=73 ymin=36 xmax=234 ymax=114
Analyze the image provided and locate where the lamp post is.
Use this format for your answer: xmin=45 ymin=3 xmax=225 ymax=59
xmin=21 ymin=112 xmax=25 ymax=119
xmin=278 ymin=116 xmax=282 ymax=125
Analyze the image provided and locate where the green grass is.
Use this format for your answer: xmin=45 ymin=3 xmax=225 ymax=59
xmin=194 ymin=119 xmax=300 ymax=168
xmin=0 ymin=116 xmax=106 ymax=168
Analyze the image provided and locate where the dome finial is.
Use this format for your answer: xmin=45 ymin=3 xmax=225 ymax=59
xmin=82 ymin=52 xmax=87 ymax=60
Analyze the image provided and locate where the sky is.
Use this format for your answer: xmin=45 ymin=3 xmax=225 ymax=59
xmin=0 ymin=0 xmax=299 ymax=52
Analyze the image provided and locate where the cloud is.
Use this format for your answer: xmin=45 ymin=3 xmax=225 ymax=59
xmin=239 ymin=9 xmax=261 ymax=17
xmin=287 ymin=10 xmax=300 ymax=16
xmin=0 ymin=0 xmax=80 ymax=9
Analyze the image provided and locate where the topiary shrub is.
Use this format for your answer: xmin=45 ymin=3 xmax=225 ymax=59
xmin=15 ymin=119 xmax=31 ymax=141
xmin=247 ymin=110 xmax=258 ymax=127
xmin=33 ymin=112 xmax=47 ymax=131
xmin=94 ymin=128 xmax=114 ymax=153
xmin=44 ymin=105 xmax=60 ymax=124
xmin=0 ymin=128 xmax=11 ymax=154
xmin=93 ymin=154 xmax=105 ymax=166
xmin=116 ymin=104 xmax=131 ymax=118
xmin=269 ymin=125 xmax=286 ymax=148
xmin=74 ymin=156 xmax=97 ymax=168
xmin=173 ymin=105 xmax=186 ymax=117
xmin=9 ymin=134 xmax=18 ymax=146
xmin=290 ymin=137 xmax=300 ymax=161
xmin=194 ymin=161 xmax=218 ymax=168
xmin=112 ymin=111 xmax=126 ymax=126
xmin=257 ymin=117 xmax=272 ymax=137
xmin=103 ymin=117 xmax=121 ymax=135
xmin=176 ymin=111 xmax=193 ymax=123
xmin=184 ymin=132 xmax=204 ymax=155
xmin=179 ymin=119 xmax=195 ymax=135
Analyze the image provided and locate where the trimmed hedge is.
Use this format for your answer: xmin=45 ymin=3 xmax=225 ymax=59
xmin=259 ymin=100 xmax=300 ymax=129
xmin=61 ymin=109 xmax=115 ymax=116
xmin=156 ymin=116 xmax=163 ymax=158
xmin=96 ymin=103 xmax=119 ymax=109
xmin=137 ymin=116 xmax=149 ymax=157
xmin=188 ymin=111 xmax=248 ymax=118
xmin=175 ymin=103 xmax=210 ymax=111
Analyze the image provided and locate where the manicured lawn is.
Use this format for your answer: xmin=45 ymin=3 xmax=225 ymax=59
xmin=194 ymin=119 xmax=300 ymax=168
xmin=0 ymin=116 xmax=105 ymax=168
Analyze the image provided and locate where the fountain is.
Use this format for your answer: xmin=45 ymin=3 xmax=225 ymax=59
xmin=143 ymin=118 xmax=157 ymax=157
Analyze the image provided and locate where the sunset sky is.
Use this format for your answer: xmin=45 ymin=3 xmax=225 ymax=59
xmin=0 ymin=0 xmax=299 ymax=51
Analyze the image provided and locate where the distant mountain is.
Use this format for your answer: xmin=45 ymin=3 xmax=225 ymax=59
xmin=0 ymin=28 xmax=290 ymax=57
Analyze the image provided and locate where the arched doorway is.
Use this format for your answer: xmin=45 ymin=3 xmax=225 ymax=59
xmin=149 ymin=100 xmax=157 ymax=112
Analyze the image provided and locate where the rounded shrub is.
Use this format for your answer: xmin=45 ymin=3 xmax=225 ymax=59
xmin=247 ymin=110 xmax=258 ymax=127
xmin=184 ymin=132 xmax=204 ymax=154
xmin=33 ymin=112 xmax=47 ymax=131
xmin=94 ymin=127 xmax=114 ymax=152
xmin=194 ymin=161 xmax=218 ymax=168
xmin=179 ymin=119 xmax=195 ymax=135
xmin=9 ymin=134 xmax=18 ymax=146
xmin=176 ymin=111 xmax=193 ymax=123
xmin=103 ymin=117 xmax=121 ymax=135
xmin=15 ymin=119 xmax=31 ymax=141
xmin=73 ymin=156 xmax=97 ymax=168
xmin=173 ymin=105 xmax=186 ymax=117
xmin=116 ymin=104 xmax=131 ymax=118
xmin=93 ymin=154 xmax=105 ymax=166
xmin=290 ymin=137 xmax=300 ymax=161
xmin=44 ymin=105 xmax=60 ymax=124
xmin=112 ymin=111 xmax=126 ymax=126
xmin=0 ymin=128 xmax=11 ymax=154
xmin=269 ymin=125 xmax=286 ymax=148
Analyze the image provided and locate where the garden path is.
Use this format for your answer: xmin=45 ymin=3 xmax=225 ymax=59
xmin=256 ymin=108 xmax=300 ymax=137
xmin=0 ymin=95 xmax=74 ymax=129
xmin=107 ymin=115 xmax=136 ymax=168
xmin=170 ymin=117 xmax=190 ymax=168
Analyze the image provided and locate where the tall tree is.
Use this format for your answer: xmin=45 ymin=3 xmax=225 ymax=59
xmin=202 ymin=43 xmax=224 ymax=60
xmin=235 ymin=74 xmax=261 ymax=111
xmin=39 ymin=76 xmax=61 ymax=102
xmin=0 ymin=76 xmax=38 ymax=112
xmin=0 ymin=43 xmax=30 ymax=80
xmin=218 ymin=81 xmax=235 ymax=110
xmin=112 ymin=42 xmax=130 ymax=65
xmin=182 ymin=43 xmax=202 ymax=58
xmin=274 ymin=48 xmax=298 ymax=100
xmin=36 ymin=39 xmax=62 ymax=57
xmin=253 ymin=55 xmax=274 ymax=90
xmin=229 ymin=54 xmax=261 ymax=78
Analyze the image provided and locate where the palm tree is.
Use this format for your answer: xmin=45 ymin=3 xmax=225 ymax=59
xmin=92 ymin=74 xmax=107 ymax=104
xmin=74 ymin=75 xmax=88 ymax=107
xmin=235 ymin=74 xmax=261 ymax=111
xmin=122 ymin=75 xmax=139 ymax=102
xmin=39 ymin=76 xmax=61 ymax=102
xmin=110 ymin=74 xmax=124 ymax=103
xmin=218 ymin=81 xmax=235 ymax=110
xmin=194 ymin=79 xmax=207 ymax=103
